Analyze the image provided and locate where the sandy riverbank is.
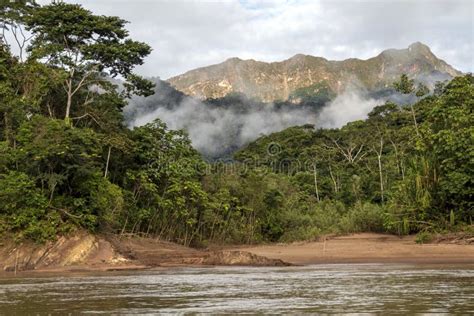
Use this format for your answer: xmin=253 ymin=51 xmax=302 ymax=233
xmin=234 ymin=233 xmax=474 ymax=265
xmin=1 ymin=232 xmax=473 ymax=275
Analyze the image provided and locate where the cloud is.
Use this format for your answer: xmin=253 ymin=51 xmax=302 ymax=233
xmin=128 ymin=94 xmax=320 ymax=158
xmin=47 ymin=0 xmax=472 ymax=78
xmin=317 ymin=89 xmax=379 ymax=129
xmin=127 ymin=85 xmax=401 ymax=157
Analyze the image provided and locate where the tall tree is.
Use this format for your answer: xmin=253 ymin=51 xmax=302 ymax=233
xmin=393 ymin=74 xmax=420 ymax=136
xmin=24 ymin=2 xmax=154 ymax=122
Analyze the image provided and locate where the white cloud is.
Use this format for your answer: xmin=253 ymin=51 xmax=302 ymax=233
xmin=37 ymin=0 xmax=473 ymax=78
xmin=129 ymin=96 xmax=320 ymax=158
xmin=318 ymin=88 xmax=379 ymax=129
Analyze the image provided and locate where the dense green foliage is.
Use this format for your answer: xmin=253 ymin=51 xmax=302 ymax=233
xmin=0 ymin=2 xmax=472 ymax=245
xmin=287 ymin=81 xmax=336 ymax=109
xmin=235 ymin=75 xmax=473 ymax=235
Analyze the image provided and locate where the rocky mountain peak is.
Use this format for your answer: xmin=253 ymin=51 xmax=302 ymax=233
xmin=408 ymin=41 xmax=432 ymax=53
xmin=167 ymin=43 xmax=461 ymax=102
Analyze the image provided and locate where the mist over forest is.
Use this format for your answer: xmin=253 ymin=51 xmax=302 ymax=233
xmin=124 ymin=76 xmax=441 ymax=158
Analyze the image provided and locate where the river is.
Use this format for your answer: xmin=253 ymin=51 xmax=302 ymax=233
xmin=1 ymin=264 xmax=473 ymax=314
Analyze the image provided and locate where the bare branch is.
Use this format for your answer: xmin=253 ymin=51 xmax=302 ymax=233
xmin=71 ymin=111 xmax=102 ymax=128
xmin=71 ymin=70 xmax=94 ymax=96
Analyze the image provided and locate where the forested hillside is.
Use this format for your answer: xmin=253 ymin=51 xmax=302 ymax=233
xmin=235 ymin=74 xmax=473 ymax=237
xmin=0 ymin=2 xmax=472 ymax=246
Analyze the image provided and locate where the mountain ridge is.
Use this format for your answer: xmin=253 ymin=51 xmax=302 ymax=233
xmin=167 ymin=42 xmax=461 ymax=102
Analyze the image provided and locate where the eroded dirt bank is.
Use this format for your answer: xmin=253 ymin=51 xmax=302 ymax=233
xmin=1 ymin=232 xmax=473 ymax=274
xmin=0 ymin=232 xmax=134 ymax=273
xmin=0 ymin=232 xmax=288 ymax=274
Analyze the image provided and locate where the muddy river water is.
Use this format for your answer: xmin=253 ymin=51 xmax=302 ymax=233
xmin=1 ymin=264 xmax=473 ymax=314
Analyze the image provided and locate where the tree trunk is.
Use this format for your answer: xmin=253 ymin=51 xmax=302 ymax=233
xmin=120 ymin=216 xmax=129 ymax=238
xmin=377 ymin=153 xmax=384 ymax=203
xmin=410 ymin=105 xmax=420 ymax=137
xmin=65 ymin=91 xmax=72 ymax=122
xmin=376 ymin=138 xmax=385 ymax=203
xmin=328 ymin=165 xmax=338 ymax=194
xmin=104 ymin=145 xmax=112 ymax=178
xmin=390 ymin=139 xmax=404 ymax=180
xmin=313 ymin=163 xmax=320 ymax=202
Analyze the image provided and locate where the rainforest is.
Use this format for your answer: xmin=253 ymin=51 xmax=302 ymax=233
xmin=0 ymin=1 xmax=472 ymax=248
xmin=1 ymin=1 xmax=473 ymax=314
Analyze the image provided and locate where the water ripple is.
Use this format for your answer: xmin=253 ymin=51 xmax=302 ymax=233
xmin=1 ymin=264 xmax=473 ymax=314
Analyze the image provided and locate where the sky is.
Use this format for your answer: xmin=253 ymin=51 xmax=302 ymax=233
xmin=37 ymin=0 xmax=473 ymax=79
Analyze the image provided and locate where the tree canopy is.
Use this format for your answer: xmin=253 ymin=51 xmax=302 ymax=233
xmin=0 ymin=2 xmax=472 ymax=245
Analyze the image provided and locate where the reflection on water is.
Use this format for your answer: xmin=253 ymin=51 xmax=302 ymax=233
xmin=1 ymin=264 xmax=473 ymax=314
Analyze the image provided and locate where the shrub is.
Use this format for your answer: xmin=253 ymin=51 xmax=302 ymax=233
xmin=415 ymin=231 xmax=433 ymax=244
xmin=338 ymin=202 xmax=386 ymax=233
xmin=0 ymin=171 xmax=60 ymax=242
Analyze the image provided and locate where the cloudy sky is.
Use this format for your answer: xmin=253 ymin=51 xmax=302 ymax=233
xmin=41 ymin=0 xmax=473 ymax=79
